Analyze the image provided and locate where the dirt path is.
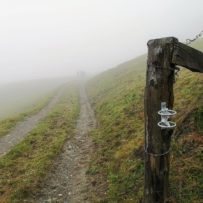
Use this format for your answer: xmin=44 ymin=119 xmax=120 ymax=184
xmin=0 ymin=89 xmax=64 ymax=157
xmin=34 ymin=83 xmax=96 ymax=203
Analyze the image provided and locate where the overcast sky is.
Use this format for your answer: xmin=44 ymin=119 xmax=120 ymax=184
xmin=0 ymin=0 xmax=202 ymax=83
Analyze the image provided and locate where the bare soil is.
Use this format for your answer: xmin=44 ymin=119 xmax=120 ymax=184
xmin=0 ymin=89 xmax=64 ymax=157
xmin=33 ymin=84 xmax=96 ymax=203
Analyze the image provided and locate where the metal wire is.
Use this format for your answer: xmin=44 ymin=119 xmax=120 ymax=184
xmin=144 ymin=147 xmax=170 ymax=157
xmin=185 ymin=30 xmax=203 ymax=45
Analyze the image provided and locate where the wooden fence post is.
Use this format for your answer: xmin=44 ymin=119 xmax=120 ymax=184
xmin=144 ymin=37 xmax=178 ymax=203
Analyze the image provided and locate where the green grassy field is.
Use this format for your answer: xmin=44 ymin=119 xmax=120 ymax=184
xmin=0 ymin=83 xmax=79 ymax=203
xmin=0 ymin=77 xmax=71 ymax=138
xmin=87 ymin=38 xmax=203 ymax=202
xmin=0 ymin=77 xmax=70 ymax=120
xmin=0 ymin=93 xmax=54 ymax=138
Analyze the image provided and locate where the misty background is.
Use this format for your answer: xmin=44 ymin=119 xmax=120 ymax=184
xmin=0 ymin=0 xmax=203 ymax=83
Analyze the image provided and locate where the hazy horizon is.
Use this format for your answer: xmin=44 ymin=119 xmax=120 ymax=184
xmin=1 ymin=0 xmax=203 ymax=83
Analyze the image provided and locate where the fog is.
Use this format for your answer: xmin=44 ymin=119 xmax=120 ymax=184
xmin=0 ymin=0 xmax=203 ymax=83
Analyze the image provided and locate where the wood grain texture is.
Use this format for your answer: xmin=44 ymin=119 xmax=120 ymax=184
xmin=144 ymin=37 xmax=177 ymax=203
xmin=172 ymin=42 xmax=203 ymax=73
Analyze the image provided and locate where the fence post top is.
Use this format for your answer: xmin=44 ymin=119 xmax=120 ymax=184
xmin=147 ymin=37 xmax=178 ymax=47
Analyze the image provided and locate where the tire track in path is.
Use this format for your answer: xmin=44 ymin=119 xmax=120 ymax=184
xmin=34 ymin=83 xmax=96 ymax=203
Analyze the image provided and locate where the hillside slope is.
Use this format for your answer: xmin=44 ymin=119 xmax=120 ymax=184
xmin=87 ymin=38 xmax=203 ymax=202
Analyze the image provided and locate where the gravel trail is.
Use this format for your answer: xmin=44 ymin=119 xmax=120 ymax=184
xmin=34 ymin=83 xmax=96 ymax=203
xmin=0 ymin=89 xmax=64 ymax=157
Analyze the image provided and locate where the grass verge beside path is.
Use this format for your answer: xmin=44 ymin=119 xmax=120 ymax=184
xmin=0 ymin=91 xmax=56 ymax=138
xmin=0 ymin=83 xmax=79 ymax=203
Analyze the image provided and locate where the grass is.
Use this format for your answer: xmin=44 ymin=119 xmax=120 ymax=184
xmin=87 ymin=38 xmax=203 ymax=202
xmin=0 ymin=77 xmax=69 ymax=138
xmin=0 ymin=92 xmax=55 ymax=138
xmin=0 ymin=83 xmax=79 ymax=203
xmin=0 ymin=77 xmax=69 ymax=119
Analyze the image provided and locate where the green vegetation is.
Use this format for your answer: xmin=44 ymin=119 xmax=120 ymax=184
xmin=0 ymin=77 xmax=69 ymax=119
xmin=0 ymin=77 xmax=71 ymax=138
xmin=87 ymin=39 xmax=203 ymax=202
xmin=0 ymin=83 xmax=79 ymax=203
xmin=0 ymin=93 xmax=54 ymax=138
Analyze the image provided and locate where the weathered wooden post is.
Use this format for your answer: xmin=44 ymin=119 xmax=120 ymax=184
xmin=144 ymin=36 xmax=203 ymax=202
xmin=144 ymin=37 xmax=178 ymax=203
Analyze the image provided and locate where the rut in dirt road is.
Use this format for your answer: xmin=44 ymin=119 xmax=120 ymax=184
xmin=34 ymin=83 xmax=96 ymax=203
xmin=0 ymin=89 xmax=65 ymax=157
